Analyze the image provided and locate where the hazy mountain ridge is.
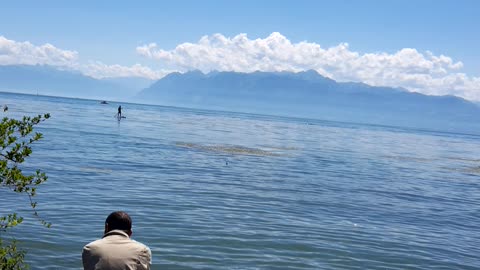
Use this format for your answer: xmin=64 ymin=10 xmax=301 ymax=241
xmin=1 ymin=65 xmax=479 ymax=133
xmin=0 ymin=65 xmax=142 ymax=100
xmin=138 ymin=70 xmax=480 ymax=133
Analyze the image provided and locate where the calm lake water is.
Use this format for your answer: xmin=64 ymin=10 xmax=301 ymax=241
xmin=1 ymin=92 xmax=479 ymax=269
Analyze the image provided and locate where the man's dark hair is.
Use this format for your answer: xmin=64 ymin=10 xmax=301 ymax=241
xmin=105 ymin=211 xmax=132 ymax=231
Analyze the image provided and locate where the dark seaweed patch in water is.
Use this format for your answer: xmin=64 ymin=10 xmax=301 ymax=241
xmin=78 ymin=167 xmax=113 ymax=173
xmin=455 ymin=166 xmax=480 ymax=175
xmin=445 ymin=156 xmax=480 ymax=163
xmin=465 ymin=166 xmax=480 ymax=174
xmin=175 ymin=142 xmax=284 ymax=156
xmin=442 ymin=166 xmax=480 ymax=175
xmin=381 ymin=155 xmax=435 ymax=163
xmin=440 ymin=164 xmax=480 ymax=175
xmin=442 ymin=156 xmax=480 ymax=174
xmin=259 ymin=145 xmax=299 ymax=151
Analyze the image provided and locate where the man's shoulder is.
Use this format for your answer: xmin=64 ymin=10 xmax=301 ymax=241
xmin=130 ymin=239 xmax=151 ymax=252
xmin=83 ymin=237 xmax=149 ymax=251
xmin=82 ymin=238 xmax=105 ymax=251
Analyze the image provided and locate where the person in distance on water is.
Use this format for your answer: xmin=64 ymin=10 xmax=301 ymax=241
xmin=117 ymin=105 xmax=122 ymax=118
xmin=82 ymin=211 xmax=152 ymax=270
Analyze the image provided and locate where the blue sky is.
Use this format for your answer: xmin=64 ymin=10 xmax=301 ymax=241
xmin=1 ymin=0 xmax=479 ymax=100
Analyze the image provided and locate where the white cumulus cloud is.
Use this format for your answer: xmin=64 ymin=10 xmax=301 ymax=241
xmin=136 ymin=32 xmax=480 ymax=101
xmin=0 ymin=36 xmax=78 ymax=66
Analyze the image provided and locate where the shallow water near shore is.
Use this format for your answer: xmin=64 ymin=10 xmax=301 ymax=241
xmin=1 ymin=92 xmax=479 ymax=269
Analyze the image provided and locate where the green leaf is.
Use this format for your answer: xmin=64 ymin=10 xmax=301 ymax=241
xmin=1 ymin=112 xmax=51 ymax=268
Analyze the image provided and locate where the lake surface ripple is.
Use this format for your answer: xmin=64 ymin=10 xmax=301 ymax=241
xmin=1 ymin=93 xmax=479 ymax=269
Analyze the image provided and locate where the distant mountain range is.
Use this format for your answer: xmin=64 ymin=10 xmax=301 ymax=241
xmin=0 ymin=65 xmax=153 ymax=100
xmin=137 ymin=70 xmax=480 ymax=134
xmin=1 ymin=65 xmax=479 ymax=133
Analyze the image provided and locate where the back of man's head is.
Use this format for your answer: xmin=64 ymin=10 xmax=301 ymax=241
xmin=105 ymin=211 xmax=132 ymax=233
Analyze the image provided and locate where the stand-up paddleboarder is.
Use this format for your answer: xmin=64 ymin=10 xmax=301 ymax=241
xmin=117 ymin=105 xmax=122 ymax=119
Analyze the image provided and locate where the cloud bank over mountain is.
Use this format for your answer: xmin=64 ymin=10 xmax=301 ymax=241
xmin=0 ymin=36 xmax=167 ymax=80
xmin=82 ymin=62 xmax=167 ymax=80
xmin=137 ymin=32 xmax=480 ymax=101
xmin=1 ymin=33 xmax=479 ymax=101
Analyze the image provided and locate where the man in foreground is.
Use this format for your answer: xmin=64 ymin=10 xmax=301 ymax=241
xmin=82 ymin=211 xmax=152 ymax=270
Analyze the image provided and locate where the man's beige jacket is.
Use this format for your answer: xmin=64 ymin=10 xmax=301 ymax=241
xmin=82 ymin=229 xmax=151 ymax=270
